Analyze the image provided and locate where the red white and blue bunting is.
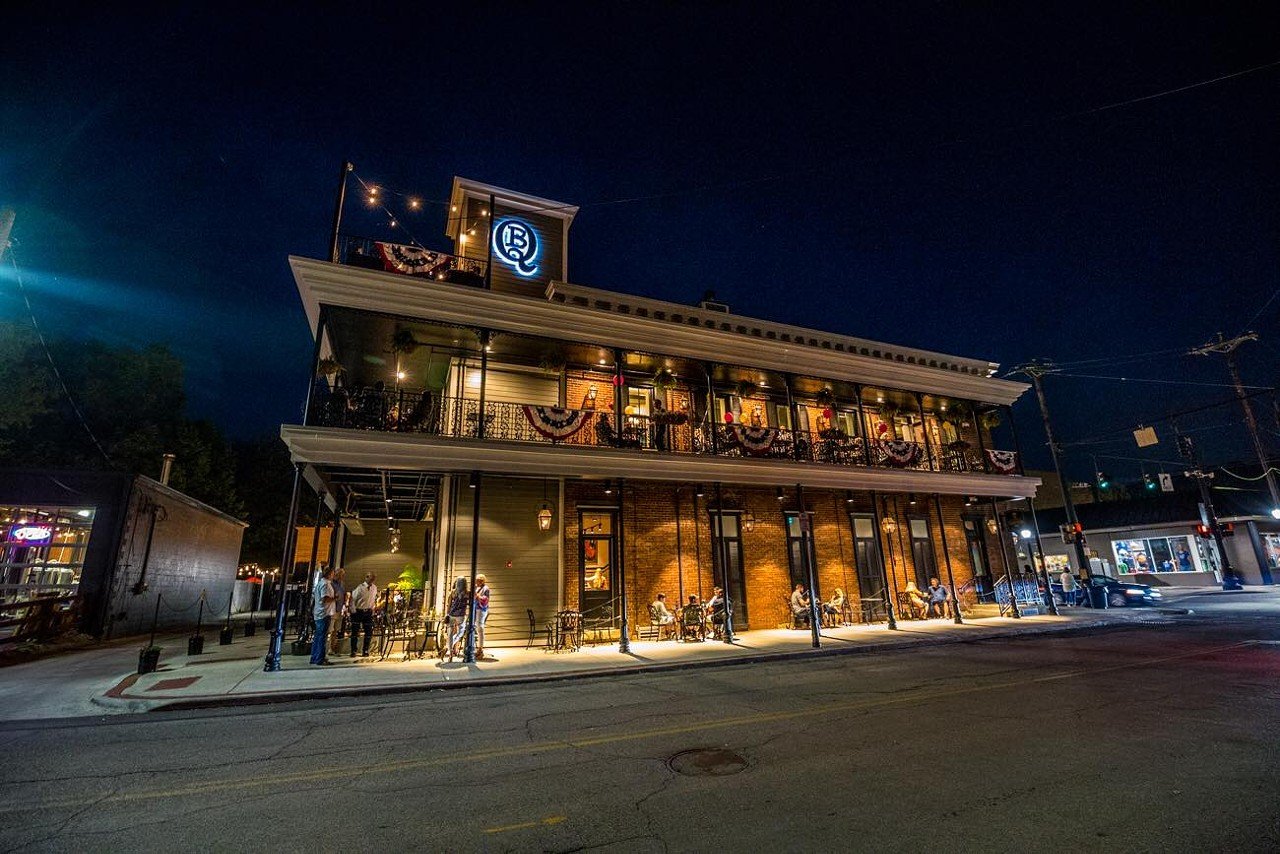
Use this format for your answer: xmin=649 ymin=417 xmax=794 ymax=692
xmin=522 ymin=405 xmax=593 ymax=440
xmin=375 ymin=241 xmax=485 ymax=279
xmin=985 ymin=449 xmax=1019 ymax=474
xmin=728 ymin=424 xmax=778 ymax=455
xmin=877 ymin=439 xmax=923 ymax=468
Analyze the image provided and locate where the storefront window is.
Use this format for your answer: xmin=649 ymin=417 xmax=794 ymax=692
xmin=1112 ymin=536 xmax=1199 ymax=574
xmin=1 ymin=505 xmax=96 ymax=600
xmin=1262 ymin=534 xmax=1280 ymax=573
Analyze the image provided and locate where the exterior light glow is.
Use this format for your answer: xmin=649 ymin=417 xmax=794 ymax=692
xmin=1020 ymin=528 xmax=1033 ymax=539
xmin=537 ymin=502 xmax=554 ymax=532
xmin=408 ymin=198 xmax=420 ymax=209
xmin=743 ymin=509 xmax=756 ymax=532
xmin=396 ymin=371 xmax=406 ymax=380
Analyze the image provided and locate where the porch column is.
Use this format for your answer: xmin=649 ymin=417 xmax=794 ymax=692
xmin=854 ymin=384 xmax=873 ymax=467
xmin=784 ymin=374 xmax=803 ymax=461
xmin=868 ymin=490 xmax=897 ymax=629
xmin=476 ymin=330 xmax=490 ymax=439
xmin=264 ymin=464 xmax=304 ymax=672
xmin=617 ymin=478 xmax=632 ymax=653
xmin=674 ymin=487 xmax=686 ymax=606
xmin=917 ymin=392 xmax=937 ymax=471
xmin=795 ymin=483 xmax=821 ymax=648
xmin=613 ymin=348 xmax=625 ymax=448
xmin=713 ymin=482 xmax=735 ymax=643
xmin=933 ymin=494 xmax=963 ymax=625
xmin=464 ymin=471 xmax=482 ymax=662
xmin=990 ymin=498 xmax=1021 ymax=618
xmin=973 ymin=402 xmax=990 ymax=473
xmin=1244 ymin=521 xmax=1276 ymax=586
xmin=703 ymin=362 xmax=719 ymax=455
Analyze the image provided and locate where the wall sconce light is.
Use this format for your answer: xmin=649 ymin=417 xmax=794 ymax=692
xmin=604 ymin=480 xmax=614 ymax=495
xmin=469 ymin=471 xmax=480 ymax=489
xmin=986 ymin=518 xmax=999 ymax=535
xmin=695 ymin=483 xmax=705 ymax=498
xmin=844 ymin=490 xmax=855 ymax=504
xmin=743 ymin=509 xmax=756 ymax=533
xmin=775 ymin=487 xmax=785 ymax=502
xmin=880 ymin=516 xmax=898 ymax=536
xmin=908 ymin=492 xmax=917 ymax=506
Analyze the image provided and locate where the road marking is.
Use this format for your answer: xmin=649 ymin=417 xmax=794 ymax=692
xmin=0 ymin=641 xmax=1252 ymax=815
xmin=483 ymin=815 xmax=567 ymax=834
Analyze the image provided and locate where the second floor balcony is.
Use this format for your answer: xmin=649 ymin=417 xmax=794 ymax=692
xmin=307 ymin=385 xmax=1022 ymax=478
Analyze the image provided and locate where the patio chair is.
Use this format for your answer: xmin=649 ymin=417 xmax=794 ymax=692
xmin=679 ymin=605 xmax=706 ymax=641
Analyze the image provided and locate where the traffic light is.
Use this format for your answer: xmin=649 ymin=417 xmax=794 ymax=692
xmin=1060 ymin=522 xmax=1083 ymax=543
xmin=1177 ymin=435 xmax=1196 ymax=463
xmin=1143 ymin=473 xmax=1157 ymax=491
xmin=1221 ymin=522 xmax=1235 ymax=538
xmin=1195 ymin=523 xmax=1212 ymax=539
xmin=1096 ymin=471 xmax=1111 ymax=490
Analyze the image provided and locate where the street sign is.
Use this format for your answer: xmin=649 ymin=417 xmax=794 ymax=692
xmin=1159 ymin=473 xmax=1174 ymax=492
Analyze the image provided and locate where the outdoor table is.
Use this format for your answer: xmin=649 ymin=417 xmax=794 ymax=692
xmin=549 ymin=610 xmax=582 ymax=652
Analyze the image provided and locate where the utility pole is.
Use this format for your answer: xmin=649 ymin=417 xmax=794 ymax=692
xmin=1176 ymin=430 xmax=1242 ymax=590
xmin=1190 ymin=333 xmax=1280 ymax=517
xmin=1011 ymin=361 xmax=1093 ymax=578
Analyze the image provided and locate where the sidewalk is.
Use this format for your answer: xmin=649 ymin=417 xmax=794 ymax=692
xmin=0 ymin=606 xmax=1183 ymax=722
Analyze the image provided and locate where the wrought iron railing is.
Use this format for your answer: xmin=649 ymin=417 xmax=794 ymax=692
xmin=338 ymin=236 xmax=488 ymax=285
xmin=306 ymin=387 xmax=1021 ymax=476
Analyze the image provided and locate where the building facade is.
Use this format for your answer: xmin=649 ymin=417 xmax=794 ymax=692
xmin=280 ymin=178 xmax=1040 ymax=646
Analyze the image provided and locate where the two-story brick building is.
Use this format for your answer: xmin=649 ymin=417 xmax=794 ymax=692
xmin=277 ymin=177 xmax=1039 ymax=649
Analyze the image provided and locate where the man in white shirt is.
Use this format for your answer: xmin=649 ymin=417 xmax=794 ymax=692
xmin=348 ymin=572 xmax=378 ymax=658
xmin=310 ymin=567 xmax=336 ymax=665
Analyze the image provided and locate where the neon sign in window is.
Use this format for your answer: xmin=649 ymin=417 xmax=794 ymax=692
xmin=491 ymin=218 xmax=540 ymax=278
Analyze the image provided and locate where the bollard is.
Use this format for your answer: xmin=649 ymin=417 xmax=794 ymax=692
xmin=188 ymin=594 xmax=206 ymax=655
xmin=138 ymin=594 xmax=163 ymax=674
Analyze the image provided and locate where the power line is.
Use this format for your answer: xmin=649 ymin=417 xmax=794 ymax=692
xmin=1051 ymin=371 xmax=1272 ymax=390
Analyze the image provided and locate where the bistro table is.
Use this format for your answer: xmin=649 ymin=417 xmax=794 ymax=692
xmin=548 ymin=610 xmax=583 ymax=652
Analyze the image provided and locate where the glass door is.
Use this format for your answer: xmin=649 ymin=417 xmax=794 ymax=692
xmin=907 ymin=517 xmax=936 ymax=589
xmin=962 ymin=517 xmax=994 ymax=600
xmin=849 ymin=513 xmax=884 ymax=620
xmin=709 ymin=512 xmax=748 ymax=628
xmin=579 ymin=511 xmax=616 ymax=628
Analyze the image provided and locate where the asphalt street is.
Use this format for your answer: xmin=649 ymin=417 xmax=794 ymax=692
xmin=1 ymin=591 xmax=1277 ymax=853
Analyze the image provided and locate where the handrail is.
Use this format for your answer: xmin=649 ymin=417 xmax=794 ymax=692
xmin=306 ymin=387 xmax=1021 ymax=477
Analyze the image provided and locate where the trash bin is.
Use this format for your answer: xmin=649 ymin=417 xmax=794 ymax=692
xmin=1087 ymin=586 xmax=1108 ymax=609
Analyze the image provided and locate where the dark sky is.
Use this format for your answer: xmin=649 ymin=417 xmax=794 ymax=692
xmin=3 ymin=4 xmax=1278 ymax=481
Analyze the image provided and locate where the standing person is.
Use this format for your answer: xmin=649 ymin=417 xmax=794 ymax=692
xmin=925 ymin=576 xmax=949 ymax=618
xmin=446 ymin=577 xmax=470 ymax=662
xmin=474 ymin=573 xmax=491 ymax=659
xmin=1060 ymin=567 xmax=1079 ymax=607
xmin=310 ymin=567 xmax=336 ymax=666
xmin=329 ymin=567 xmax=347 ymax=655
xmin=348 ymin=572 xmax=377 ymax=657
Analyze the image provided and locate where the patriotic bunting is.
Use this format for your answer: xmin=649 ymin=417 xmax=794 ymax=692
xmin=522 ymin=405 xmax=594 ymax=441
xmin=984 ymin=449 xmax=1019 ymax=474
xmin=375 ymin=241 xmax=486 ymax=279
xmin=877 ymin=439 xmax=923 ymax=468
xmin=728 ymin=424 xmax=778 ymax=455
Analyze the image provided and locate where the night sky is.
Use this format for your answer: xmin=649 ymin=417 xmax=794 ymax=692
xmin=4 ymin=4 xmax=1278 ymax=482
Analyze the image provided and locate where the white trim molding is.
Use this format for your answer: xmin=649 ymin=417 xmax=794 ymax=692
xmin=281 ymin=425 xmax=1041 ymax=499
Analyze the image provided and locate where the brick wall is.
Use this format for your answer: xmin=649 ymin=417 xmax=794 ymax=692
xmin=562 ymin=481 xmax=990 ymax=632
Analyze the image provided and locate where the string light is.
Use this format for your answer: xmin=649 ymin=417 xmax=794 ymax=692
xmin=389 ymin=219 xmax=397 ymax=228
xmin=408 ymin=198 xmax=420 ymax=210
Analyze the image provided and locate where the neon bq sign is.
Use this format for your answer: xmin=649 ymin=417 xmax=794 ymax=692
xmin=491 ymin=217 xmax=540 ymax=278
xmin=9 ymin=525 xmax=54 ymax=545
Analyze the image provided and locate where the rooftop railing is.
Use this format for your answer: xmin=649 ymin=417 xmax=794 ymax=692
xmin=338 ymin=236 xmax=487 ymax=286
xmin=308 ymin=386 xmax=1022 ymax=477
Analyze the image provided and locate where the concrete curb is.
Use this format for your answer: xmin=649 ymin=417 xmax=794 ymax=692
xmin=142 ymin=615 xmax=1141 ymax=714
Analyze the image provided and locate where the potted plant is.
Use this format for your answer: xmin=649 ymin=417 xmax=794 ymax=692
xmin=981 ymin=409 xmax=1002 ymax=429
xmin=317 ymin=357 xmax=344 ymax=378
xmin=652 ymin=368 xmax=677 ymax=391
xmin=815 ymin=388 xmax=836 ymax=409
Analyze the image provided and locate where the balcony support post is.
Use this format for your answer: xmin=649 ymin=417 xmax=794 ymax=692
xmin=869 ymin=490 xmax=897 ymax=629
xmin=264 ymin=463 xmax=304 ymax=672
xmin=854 ymin=384 xmax=873 ymax=467
xmin=304 ymin=305 xmax=329 ymax=427
xmin=484 ymin=193 xmax=495 ymax=291
xmin=933 ymin=494 xmax=964 ymax=625
xmin=713 ymin=481 xmax=735 ymax=644
xmin=916 ymin=392 xmax=937 ymax=472
xmin=784 ymin=374 xmax=803 ymax=461
xmin=477 ymin=330 xmax=490 ymax=439
xmin=991 ymin=497 xmax=1022 ymax=618
xmin=795 ymin=483 xmax=821 ymax=648
xmin=613 ymin=348 xmax=625 ymax=448
xmin=464 ymin=471 xmax=482 ymax=662
xmin=703 ymin=362 xmax=719 ymax=455
xmin=617 ymin=478 xmax=632 ymax=654
xmin=973 ymin=401 xmax=991 ymax=473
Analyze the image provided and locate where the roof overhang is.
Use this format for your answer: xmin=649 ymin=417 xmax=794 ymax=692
xmin=446 ymin=177 xmax=578 ymax=240
xmin=289 ymin=257 xmax=1030 ymax=406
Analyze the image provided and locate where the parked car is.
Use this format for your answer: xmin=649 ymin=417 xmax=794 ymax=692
xmin=1051 ymin=575 xmax=1162 ymax=608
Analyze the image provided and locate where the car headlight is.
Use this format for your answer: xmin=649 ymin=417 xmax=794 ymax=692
xmin=1125 ymin=589 xmax=1143 ymax=596
xmin=1147 ymin=590 xmax=1161 ymax=597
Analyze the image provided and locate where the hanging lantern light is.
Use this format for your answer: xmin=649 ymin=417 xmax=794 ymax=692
xmin=537 ymin=502 xmax=554 ymax=532
xmin=986 ymin=517 xmax=999 ymax=535
xmin=880 ymin=515 xmax=898 ymax=535
xmin=743 ymin=509 xmax=756 ymax=533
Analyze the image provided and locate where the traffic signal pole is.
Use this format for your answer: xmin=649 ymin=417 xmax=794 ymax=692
xmin=1015 ymin=363 xmax=1093 ymax=578
xmin=1177 ymin=431 xmax=1242 ymax=591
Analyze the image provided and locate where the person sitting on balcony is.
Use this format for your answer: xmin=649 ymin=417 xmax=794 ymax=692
xmin=925 ymin=577 xmax=949 ymax=618
xmin=790 ymin=584 xmax=811 ymax=627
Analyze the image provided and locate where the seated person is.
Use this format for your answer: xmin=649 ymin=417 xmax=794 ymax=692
xmin=650 ymin=593 xmax=675 ymax=626
xmin=790 ymin=584 xmax=811 ymax=627
xmin=925 ymin=576 xmax=949 ymax=618
xmin=681 ymin=595 xmax=704 ymax=638
xmin=706 ymin=587 xmax=728 ymax=634
xmin=903 ymin=581 xmax=928 ymax=618
xmin=823 ymin=588 xmax=846 ymax=626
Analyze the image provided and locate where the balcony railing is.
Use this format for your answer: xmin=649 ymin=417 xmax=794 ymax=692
xmin=338 ymin=236 xmax=488 ymax=286
xmin=308 ymin=387 xmax=1021 ymax=476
